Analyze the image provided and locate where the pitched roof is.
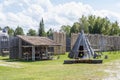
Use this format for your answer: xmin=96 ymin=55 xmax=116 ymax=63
xmin=17 ymin=35 xmax=61 ymax=46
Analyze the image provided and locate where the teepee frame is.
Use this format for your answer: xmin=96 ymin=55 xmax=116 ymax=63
xmin=68 ymin=30 xmax=94 ymax=59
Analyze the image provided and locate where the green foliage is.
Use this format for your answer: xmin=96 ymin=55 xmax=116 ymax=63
xmin=88 ymin=15 xmax=95 ymax=33
xmin=109 ymin=21 xmax=120 ymax=35
xmin=60 ymin=25 xmax=71 ymax=36
xmin=61 ymin=15 xmax=120 ymax=36
xmin=27 ymin=29 xmax=37 ymax=36
xmin=79 ymin=15 xmax=89 ymax=33
xmin=8 ymin=28 xmax=14 ymax=36
xmin=70 ymin=22 xmax=80 ymax=33
xmin=47 ymin=28 xmax=54 ymax=37
xmin=38 ymin=18 xmax=46 ymax=36
xmin=4 ymin=26 xmax=14 ymax=36
xmin=14 ymin=26 xmax=24 ymax=36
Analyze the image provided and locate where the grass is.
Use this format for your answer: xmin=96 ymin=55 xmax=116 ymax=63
xmin=102 ymin=51 xmax=120 ymax=62
xmin=0 ymin=51 xmax=120 ymax=80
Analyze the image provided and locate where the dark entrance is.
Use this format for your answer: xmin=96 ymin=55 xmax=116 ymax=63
xmin=78 ymin=46 xmax=84 ymax=58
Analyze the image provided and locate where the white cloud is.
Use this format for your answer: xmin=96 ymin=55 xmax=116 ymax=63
xmin=0 ymin=0 xmax=120 ymax=33
xmin=3 ymin=0 xmax=14 ymax=6
xmin=0 ymin=12 xmax=6 ymax=21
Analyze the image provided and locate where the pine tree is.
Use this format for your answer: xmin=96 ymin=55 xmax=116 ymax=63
xmin=38 ymin=18 xmax=46 ymax=36
xmin=47 ymin=28 xmax=54 ymax=37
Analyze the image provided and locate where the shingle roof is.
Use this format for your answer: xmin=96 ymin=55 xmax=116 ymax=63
xmin=17 ymin=35 xmax=61 ymax=46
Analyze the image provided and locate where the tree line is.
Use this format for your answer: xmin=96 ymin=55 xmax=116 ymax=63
xmin=0 ymin=15 xmax=120 ymax=37
xmin=60 ymin=15 xmax=120 ymax=36
xmin=0 ymin=18 xmax=46 ymax=36
xmin=0 ymin=18 xmax=55 ymax=37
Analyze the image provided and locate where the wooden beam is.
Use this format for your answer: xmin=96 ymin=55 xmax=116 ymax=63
xmin=32 ymin=46 xmax=35 ymax=61
xmin=22 ymin=46 xmax=33 ymax=47
xmin=19 ymin=39 xmax=22 ymax=59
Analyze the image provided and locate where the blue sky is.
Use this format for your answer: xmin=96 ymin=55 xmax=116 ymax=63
xmin=0 ymin=0 xmax=120 ymax=33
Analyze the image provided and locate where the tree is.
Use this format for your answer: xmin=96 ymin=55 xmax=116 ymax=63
xmin=47 ymin=28 xmax=54 ymax=37
xmin=79 ymin=15 xmax=89 ymax=33
xmin=70 ymin=22 xmax=80 ymax=34
xmin=8 ymin=28 xmax=14 ymax=36
xmin=4 ymin=26 xmax=14 ymax=36
xmin=38 ymin=18 xmax=46 ymax=36
xmin=92 ymin=17 xmax=102 ymax=34
xmin=88 ymin=15 xmax=96 ymax=33
xmin=58 ymin=15 xmax=120 ymax=36
xmin=101 ymin=17 xmax=111 ymax=35
xmin=14 ymin=26 xmax=24 ymax=36
xmin=60 ymin=25 xmax=71 ymax=36
xmin=109 ymin=21 xmax=120 ymax=35
xmin=27 ymin=29 xmax=37 ymax=36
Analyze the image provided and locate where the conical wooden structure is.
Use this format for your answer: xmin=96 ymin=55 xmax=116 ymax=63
xmin=68 ymin=30 xmax=94 ymax=59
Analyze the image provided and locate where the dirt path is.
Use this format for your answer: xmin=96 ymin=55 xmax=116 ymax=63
xmin=103 ymin=60 xmax=120 ymax=80
xmin=0 ymin=60 xmax=23 ymax=68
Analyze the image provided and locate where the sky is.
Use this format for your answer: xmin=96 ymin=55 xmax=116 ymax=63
xmin=0 ymin=0 xmax=120 ymax=33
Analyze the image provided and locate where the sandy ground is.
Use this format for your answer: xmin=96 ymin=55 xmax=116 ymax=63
xmin=103 ymin=60 xmax=120 ymax=80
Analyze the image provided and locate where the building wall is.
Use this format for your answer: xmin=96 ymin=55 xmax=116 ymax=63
xmin=0 ymin=33 xmax=9 ymax=56
xmin=9 ymin=37 xmax=19 ymax=59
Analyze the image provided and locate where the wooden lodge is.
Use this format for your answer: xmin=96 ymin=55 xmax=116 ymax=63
xmin=10 ymin=35 xmax=60 ymax=61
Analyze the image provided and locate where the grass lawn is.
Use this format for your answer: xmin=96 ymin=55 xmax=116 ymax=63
xmin=0 ymin=51 xmax=120 ymax=80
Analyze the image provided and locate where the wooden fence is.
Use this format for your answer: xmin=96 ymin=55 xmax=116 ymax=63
xmin=53 ymin=32 xmax=66 ymax=54
xmin=9 ymin=37 xmax=19 ymax=59
xmin=71 ymin=33 xmax=120 ymax=51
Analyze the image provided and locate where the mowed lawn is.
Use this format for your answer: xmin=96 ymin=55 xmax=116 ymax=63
xmin=0 ymin=51 xmax=120 ymax=80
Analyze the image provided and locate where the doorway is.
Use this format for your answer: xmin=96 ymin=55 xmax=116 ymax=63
xmin=78 ymin=46 xmax=84 ymax=58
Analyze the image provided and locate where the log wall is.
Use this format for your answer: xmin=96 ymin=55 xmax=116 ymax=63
xmin=9 ymin=33 xmax=120 ymax=59
xmin=9 ymin=37 xmax=19 ymax=59
xmin=53 ymin=32 xmax=66 ymax=54
xmin=71 ymin=33 xmax=120 ymax=51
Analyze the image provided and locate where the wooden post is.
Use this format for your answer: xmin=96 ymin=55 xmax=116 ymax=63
xmin=46 ymin=46 xmax=48 ymax=58
xmin=19 ymin=39 xmax=22 ymax=59
xmin=32 ymin=46 xmax=35 ymax=61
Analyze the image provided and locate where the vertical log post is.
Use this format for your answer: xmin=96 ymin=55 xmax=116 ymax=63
xmin=32 ymin=46 xmax=35 ymax=61
xmin=19 ymin=39 xmax=22 ymax=59
xmin=46 ymin=46 xmax=48 ymax=59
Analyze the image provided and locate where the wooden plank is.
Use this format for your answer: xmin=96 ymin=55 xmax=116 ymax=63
xmin=22 ymin=46 xmax=33 ymax=47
